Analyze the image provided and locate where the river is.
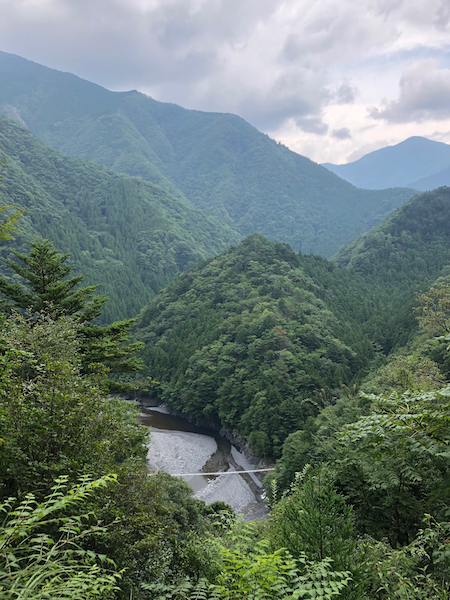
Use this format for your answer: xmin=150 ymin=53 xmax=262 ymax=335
xmin=138 ymin=406 xmax=269 ymax=519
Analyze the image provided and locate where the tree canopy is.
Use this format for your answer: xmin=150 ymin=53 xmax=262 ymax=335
xmin=0 ymin=238 xmax=143 ymax=375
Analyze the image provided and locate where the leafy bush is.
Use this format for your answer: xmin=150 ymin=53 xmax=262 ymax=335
xmin=0 ymin=475 xmax=121 ymax=600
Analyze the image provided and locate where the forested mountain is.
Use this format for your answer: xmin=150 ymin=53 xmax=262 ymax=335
xmin=335 ymin=187 xmax=450 ymax=283
xmin=0 ymin=115 xmax=238 ymax=322
xmin=135 ymin=234 xmax=377 ymax=456
xmin=323 ymin=136 xmax=450 ymax=190
xmin=3 ymin=49 xmax=450 ymax=600
xmin=0 ymin=51 xmax=414 ymax=256
xmin=334 ymin=187 xmax=450 ymax=349
xmin=3 ymin=118 xmax=450 ymax=600
xmin=134 ymin=187 xmax=450 ymax=456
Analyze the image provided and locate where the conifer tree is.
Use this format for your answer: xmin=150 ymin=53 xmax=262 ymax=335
xmin=0 ymin=238 xmax=143 ymax=374
xmin=0 ymin=238 xmax=104 ymax=317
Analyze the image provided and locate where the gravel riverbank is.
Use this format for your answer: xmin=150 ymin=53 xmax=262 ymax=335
xmin=144 ymin=413 xmax=268 ymax=519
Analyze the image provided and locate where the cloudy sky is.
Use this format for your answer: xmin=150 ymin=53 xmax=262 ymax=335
xmin=1 ymin=0 xmax=450 ymax=163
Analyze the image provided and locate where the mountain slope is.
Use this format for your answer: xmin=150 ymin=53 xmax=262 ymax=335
xmin=408 ymin=165 xmax=450 ymax=191
xmin=0 ymin=51 xmax=414 ymax=257
xmin=322 ymin=137 xmax=450 ymax=190
xmin=334 ymin=186 xmax=450 ymax=349
xmin=335 ymin=187 xmax=450 ymax=283
xmin=135 ymin=234 xmax=377 ymax=456
xmin=0 ymin=116 xmax=239 ymax=322
xmin=133 ymin=188 xmax=450 ymax=454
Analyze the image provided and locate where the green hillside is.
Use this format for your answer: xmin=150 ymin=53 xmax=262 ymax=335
xmin=134 ymin=187 xmax=450 ymax=454
xmin=0 ymin=115 xmax=239 ymax=322
xmin=0 ymin=51 xmax=414 ymax=257
xmin=334 ymin=187 xmax=450 ymax=350
xmin=135 ymin=234 xmax=376 ymax=456
xmin=335 ymin=187 xmax=450 ymax=287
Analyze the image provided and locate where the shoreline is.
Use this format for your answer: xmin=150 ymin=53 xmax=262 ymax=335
xmin=126 ymin=394 xmax=275 ymax=481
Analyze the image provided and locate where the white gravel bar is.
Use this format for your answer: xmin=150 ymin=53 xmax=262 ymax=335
xmin=144 ymin=412 xmax=268 ymax=518
xmin=194 ymin=466 xmax=256 ymax=513
xmin=147 ymin=430 xmax=217 ymax=480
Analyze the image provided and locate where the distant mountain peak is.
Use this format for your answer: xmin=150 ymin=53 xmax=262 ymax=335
xmin=322 ymin=136 xmax=450 ymax=190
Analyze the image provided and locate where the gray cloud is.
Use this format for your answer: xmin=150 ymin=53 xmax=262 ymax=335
xmin=435 ymin=0 xmax=450 ymax=30
xmin=332 ymin=127 xmax=352 ymax=139
xmin=296 ymin=117 xmax=329 ymax=135
xmin=239 ymin=94 xmax=313 ymax=131
xmin=0 ymin=0 xmax=335 ymax=131
xmin=370 ymin=59 xmax=450 ymax=122
xmin=235 ymin=68 xmax=331 ymax=130
xmin=334 ymin=83 xmax=357 ymax=104
xmin=0 ymin=0 xmax=276 ymax=89
xmin=374 ymin=0 xmax=405 ymax=17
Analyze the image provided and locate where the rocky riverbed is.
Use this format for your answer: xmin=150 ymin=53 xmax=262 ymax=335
xmin=140 ymin=407 xmax=268 ymax=519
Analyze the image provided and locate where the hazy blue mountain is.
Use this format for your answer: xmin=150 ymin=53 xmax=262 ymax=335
xmin=408 ymin=166 xmax=450 ymax=191
xmin=0 ymin=51 xmax=414 ymax=257
xmin=323 ymin=137 xmax=450 ymax=190
xmin=0 ymin=115 xmax=239 ymax=322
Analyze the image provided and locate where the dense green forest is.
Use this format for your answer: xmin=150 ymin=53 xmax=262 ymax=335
xmin=0 ymin=115 xmax=238 ymax=322
xmin=133 ymin=187 xmax=450 ymax=459
xmin=0 ymin=51 xmax=415 ymax=256
xmin=136 ymin=234 xmax=376 ymax=456
xmin=334 ymin=187 xmax=450 ymax=349
xmin=1 ymin=173 xmax=450 ymax=597
xmin=2 ymin=205 xmax=450 ymax=597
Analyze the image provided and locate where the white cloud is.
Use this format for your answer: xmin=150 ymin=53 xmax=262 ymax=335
xmin=370 ymin=59 xmax=450 ymax=122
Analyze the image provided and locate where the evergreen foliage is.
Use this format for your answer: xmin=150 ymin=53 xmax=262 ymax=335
xmin=136 ymin=234 xmax=376 ymax=456
xmin=335 ymin=188 xmax=450 ymax=286
xmin=0 ymin=238 xmax=101 ymax=317
xmin=334 ymin=186 xmax=450 ymax=351
xmin=0 ymin=239 xmax=143 ymax=375
xmin=0 ymin=115 xmax=239 ymax=322
xmin=269 ymin=468 xmax=356 ymax=571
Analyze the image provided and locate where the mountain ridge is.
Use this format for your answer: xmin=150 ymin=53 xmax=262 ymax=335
xmin=0 ymin=50 xmax=415 ymax=257
xmin=0 ymin=114 xmax=239 ymax=322
xmin=323 ymin=136 xmax=450 ymax=190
